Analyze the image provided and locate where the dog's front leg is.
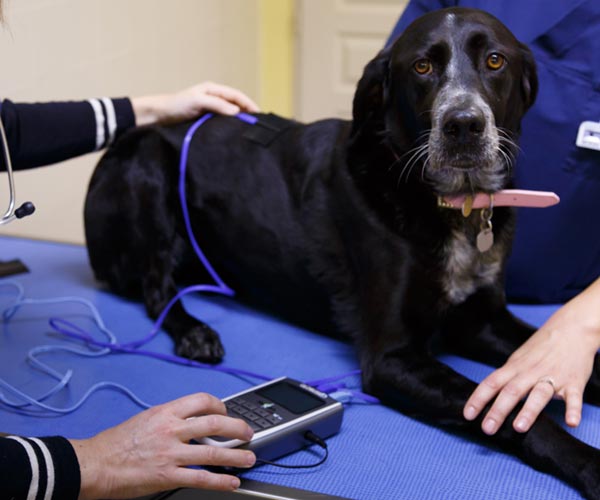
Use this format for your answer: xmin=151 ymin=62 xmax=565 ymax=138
xmin=142 ymin=250 xmax=225 ymax=363
xmin=362 ymin=349 xmax=600 ymax=499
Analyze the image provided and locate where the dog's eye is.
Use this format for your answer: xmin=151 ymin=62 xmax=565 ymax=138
xmin=486 ymin=53 xmax=505 ymax=70
xmin=413 ymin=59 xmax=433 ymax=75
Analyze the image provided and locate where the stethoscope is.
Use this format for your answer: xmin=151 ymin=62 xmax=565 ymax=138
xmin=0 ymin=117 xmax=35 ymax=225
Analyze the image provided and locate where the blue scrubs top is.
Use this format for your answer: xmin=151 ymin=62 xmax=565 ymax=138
xmin=387 ymin=0 xmax=600 ymax=303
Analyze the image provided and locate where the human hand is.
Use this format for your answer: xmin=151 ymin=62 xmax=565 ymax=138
xmin=132 ymin=81 xmax=259 ymax=126
xmin=70 ymin=392 xmax=256 ymax=499
xmin=463 ymin=280 xmax=600 ymax=435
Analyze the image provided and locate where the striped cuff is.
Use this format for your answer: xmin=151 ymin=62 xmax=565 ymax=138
xmin=2 ymin=435 xmax=80 ymax=500
xmin=87 ymin=97 xmax=135 ymax=150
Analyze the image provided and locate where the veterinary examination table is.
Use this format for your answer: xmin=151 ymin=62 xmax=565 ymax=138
xmin=1 ymin=235 xmax=598 ymax=500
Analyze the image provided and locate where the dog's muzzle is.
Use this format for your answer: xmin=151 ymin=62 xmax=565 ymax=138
xmin=426 ymin=90 xmax=504 ymax=194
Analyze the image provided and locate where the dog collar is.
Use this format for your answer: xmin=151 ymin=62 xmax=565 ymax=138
xmin=437 ymin=189 xmax=560 ymax=217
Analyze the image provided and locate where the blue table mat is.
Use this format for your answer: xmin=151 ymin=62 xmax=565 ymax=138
xmin=0 ymin=236 xmax=596 ymax=500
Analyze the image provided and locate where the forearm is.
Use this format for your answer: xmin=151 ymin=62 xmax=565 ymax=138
xmin=69 ymin=436 xmax=106 ymax=500
xmin=0 ymin=83 xmax=257 ymax=171
xmin=130 ymin=94 xmax=171 ymax=126
xmin=0 ymin=98 xmax=135 ymax=170
xmin=558 ymin=276 xmax=600 ymax=345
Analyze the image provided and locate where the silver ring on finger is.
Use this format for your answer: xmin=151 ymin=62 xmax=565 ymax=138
xmin=537 ymin=376 xmax=556 ymax=392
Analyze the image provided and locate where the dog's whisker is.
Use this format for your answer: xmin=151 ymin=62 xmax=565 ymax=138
xmin=417 ymin=109 xmax=434 ymax=120
xmin=415 ymin=128 xmax=432 ymax=141
xmin=398 ymin=160 xmax=418 ymax=187
xmin=497 ymin=134 xmax=520 ymax=150
xmin=388 ymin=142 xmax=428 ymax=183
xmin=420 ymin=154 xmax=432 ymax=182
xmin=387 ymin=157 xmax=401 ymax=174
xmin=396 ymin=151 xmax=422 ymax=186
xmin=501 ymin=144 xmax=517 ymax=164
xmin=496 ymin=146 xmax=515 ymax=177
xmin=398 ymin=145 xmax=430 ymax=185
xmin=497 ymin=128 xmax=522 ymax=153
xmin=385 ymin=137 xmax=426 ymax=181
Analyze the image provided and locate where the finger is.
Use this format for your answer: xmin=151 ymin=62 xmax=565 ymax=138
xmin=564 ymin=387 xmax=583 ymax=427
xmin=204 ymin=83 xmax=260 ymax=112
xmin=181 ymin=413 xmax=254 ymax=442
xmin=464 ymin=369 xmax=514 ymax=421
xmin=512 ymin=382 xmax=556 ymax=433
xmin=180 ymin=443 xmax=256 ymax=468
xmin=172 ymin=467 xmax=243 ymax=492
xmin=199 ymin=94 xmax=241 ymax=116
xmin=481 ymin=379 xmax=536 ymax=435
xmin=167 ymin=392 xmax=227 ymax=419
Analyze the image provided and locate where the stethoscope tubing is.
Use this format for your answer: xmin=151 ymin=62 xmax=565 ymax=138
xmin=0 ymin=117 xmax=17 ymax=225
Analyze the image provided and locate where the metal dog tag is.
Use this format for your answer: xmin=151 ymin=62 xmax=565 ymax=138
xmin=476 ymin=228 xmax=494 ymax=252
xmin=477 ymin=206 xmax=494 ymax=253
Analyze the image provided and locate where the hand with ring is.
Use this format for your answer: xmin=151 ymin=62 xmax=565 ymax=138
xmin=463 ymin=278 xmax=600 ymax=435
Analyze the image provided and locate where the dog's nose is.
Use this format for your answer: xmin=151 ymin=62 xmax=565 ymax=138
xmin=442 ymin=109 xmax=486 ymax=143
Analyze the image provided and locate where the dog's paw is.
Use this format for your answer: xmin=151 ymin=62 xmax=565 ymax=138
xmin=175 ymin=324 xmax=225 ymax=363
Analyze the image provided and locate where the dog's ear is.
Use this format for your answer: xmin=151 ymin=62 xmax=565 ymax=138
xmin=349 ymin=47 xmax=391 ymax=142
xmin=519 ymin=42 xmax=538 ymax=111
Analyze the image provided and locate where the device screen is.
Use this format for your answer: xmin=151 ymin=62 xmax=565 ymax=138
xmin=257 ymin=381 xmax=324 ymax=414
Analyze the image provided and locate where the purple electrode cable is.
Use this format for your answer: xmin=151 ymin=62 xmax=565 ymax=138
xmin=49 ymin=111 xmax=376 ymax=402
xmin=3 ymin=112 xmax=377 ymax=413
xmin=123 ymin=111 xmax=257 ymax=349
xmin=48 ymin=112 xmax=270 ymax=382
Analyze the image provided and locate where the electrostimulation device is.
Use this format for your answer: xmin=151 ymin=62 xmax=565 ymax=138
xmin=200 ymin=377 xmax=344 ymax=462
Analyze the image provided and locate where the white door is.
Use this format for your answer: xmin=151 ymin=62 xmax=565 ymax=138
xmin=295 ymin=0 xmax=408 ymax=122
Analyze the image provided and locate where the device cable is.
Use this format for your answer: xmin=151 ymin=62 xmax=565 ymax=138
xmin=254 ymin=431 xmax=329 ymax=469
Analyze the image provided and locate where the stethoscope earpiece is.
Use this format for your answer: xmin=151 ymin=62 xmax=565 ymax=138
xmin=15 ymin=201 xmax=35 ymax=219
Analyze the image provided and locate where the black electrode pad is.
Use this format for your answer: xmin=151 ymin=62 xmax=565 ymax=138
xmin=242 ymin=113 xmax=299 ymax=147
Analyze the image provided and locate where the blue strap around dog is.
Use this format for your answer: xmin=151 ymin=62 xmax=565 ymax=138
xmin=388 ymin=0 xmax=600 ymax=303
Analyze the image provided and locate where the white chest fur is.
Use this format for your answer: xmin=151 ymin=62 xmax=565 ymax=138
xmin=442 ymin=229 xmax=502 ymax=304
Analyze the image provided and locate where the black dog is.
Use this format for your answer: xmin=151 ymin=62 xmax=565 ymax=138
xmin=85 ymin=8 xmax=600 ymax=497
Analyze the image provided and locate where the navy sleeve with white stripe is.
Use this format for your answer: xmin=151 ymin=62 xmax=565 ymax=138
xmin=0 ymin=97 xmax=135 ymax=171
xmin=1 ymin=435 xmax=80 ymax=500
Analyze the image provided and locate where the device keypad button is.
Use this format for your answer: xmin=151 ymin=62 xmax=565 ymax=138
xmin=266 ymin=415 xmax=281 ymax=425
xmin=245 ymin=412 xmax=260 ymax=421
xmin=255 ymin=418 xmax=271 ymax=429
xmin=248 ymin=421 xmax=262 ymax=431
xmin=255 ymin=408 xmax=270 ymax=417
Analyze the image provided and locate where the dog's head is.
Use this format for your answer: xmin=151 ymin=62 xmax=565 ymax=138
xmin=349 ymin=7 xmax=537 ymax=196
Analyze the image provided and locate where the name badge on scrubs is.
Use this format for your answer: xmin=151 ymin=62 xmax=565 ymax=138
xmin=576 ymin=121 xmax=600 ymax=151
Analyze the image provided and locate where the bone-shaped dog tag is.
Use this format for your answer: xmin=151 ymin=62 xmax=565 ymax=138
xmin=476 ymin=228 xmax=494 ymax=252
